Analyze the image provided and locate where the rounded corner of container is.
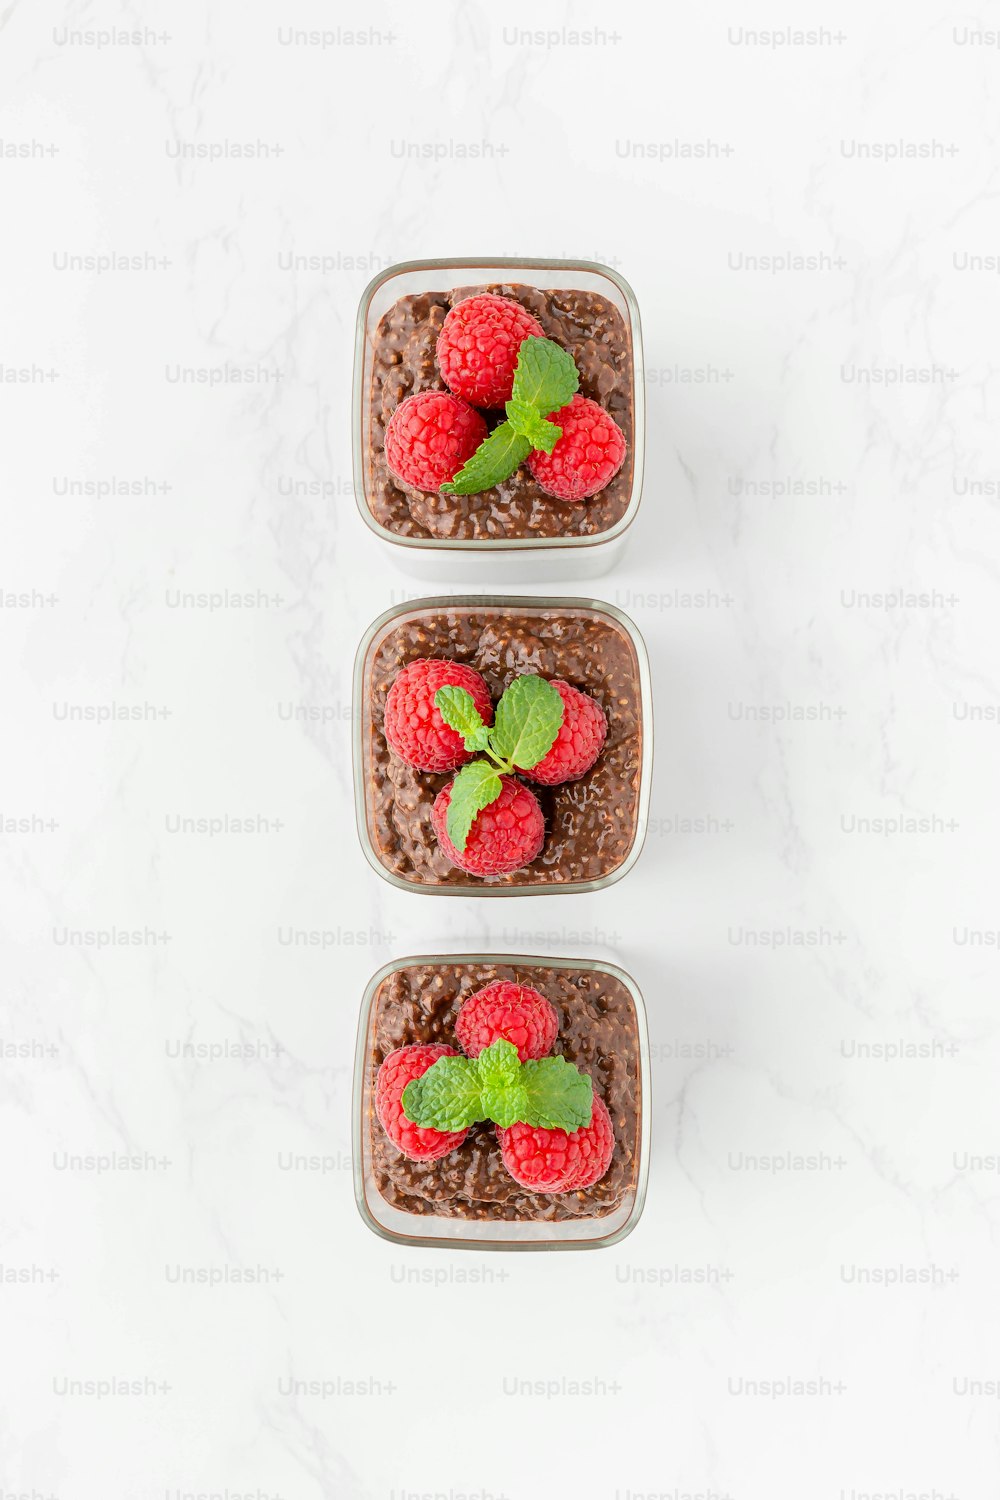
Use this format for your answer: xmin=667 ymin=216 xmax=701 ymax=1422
xmin=353 ymin=1180 xmax=391 ymax=1247
xmin=352 ymin=488 xmax=401 ymax=552
xmin=605 ymin=1197 xmax=647 ymax=1250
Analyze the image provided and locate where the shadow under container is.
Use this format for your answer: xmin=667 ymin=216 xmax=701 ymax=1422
xmin=353 ymin=258 xmax=645 ymax=582
xmin=353 ymin=595 xmax=652 ymax=896
xmin=354 ymin=954 xmax=650 ymax=1250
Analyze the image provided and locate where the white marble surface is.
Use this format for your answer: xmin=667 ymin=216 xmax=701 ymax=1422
xmin=3 ymin=0 xmax=1000 ymax=1496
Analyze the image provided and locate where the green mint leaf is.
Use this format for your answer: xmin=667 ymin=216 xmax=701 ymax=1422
xmin=521 ymin=1056 xmax=594 ymax=1132
xmin=476 ymin=1039 xmax=521 ymax=1089
xmin=510 ymin=335 xmax=579 ymax=415
xmin=444 ymin=759 xmax=503 ymax=852
xmin=439 ymin=422 xmax=531 ymax=496
xmin=402 ymin=1055 xmax=484 ymax=1132
xmin=399 ymin=1038 xmax=595 ymax=1135
xmin=434 ymin=685 xmax=491 ymax=752
xmin=489 ymin=675 xmax=565 ymax=772
xmin=476 ymin=1039 xmax=529 ymax=1128
xmin=505 ymin=398 xmax=563 ymax=454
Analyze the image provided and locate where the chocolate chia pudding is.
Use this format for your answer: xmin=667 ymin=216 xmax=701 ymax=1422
xmin=357 ymin=600 xmax=646 ymax=890
xmin=365 ymin=961 xmax=641 ymax=1223
xmin=366 ymin=283 xmax=635 ymax=541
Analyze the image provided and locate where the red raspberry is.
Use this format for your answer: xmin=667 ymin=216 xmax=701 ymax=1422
xmin=436 ymin=294 xmax=544 ymax=409
xmin=384 ymin=391 xmax=487 ymax=492
xmin=498 ymin=1093 xmax=615 ymax=1193
xmin=455 ymin=981 xmax=558 ymax=1063
xmin=527 ymin=394 xmax=627 ymax=501
xmin=518 ymin=680 xmax=607 ymax=786
xmin=374 ymin=1043 xmax=469 ymax=1162
xmin=432 ymin=775 xmax=545 ymax=878
xmin=384 ymin=658 xmax=494 ymax=773
xmin=567 ymin=1096 xmax=617 ymax=1189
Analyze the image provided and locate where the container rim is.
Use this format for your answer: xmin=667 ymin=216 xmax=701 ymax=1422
xmin=352 ymin=952 xmax=651 ymax=1251
xmin=352 ymin=257 xmax=645 ymax=553
xmin=352 ymin=594 xmax=653 ymax=897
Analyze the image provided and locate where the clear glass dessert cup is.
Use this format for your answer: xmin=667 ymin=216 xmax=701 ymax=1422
xmin=353 ymin=953 xmax=650 ymax=1251
xmin=352 ymin=595 xmax=652 ymax=896
xmin=353 ymin=258 xmax=645 ymax=582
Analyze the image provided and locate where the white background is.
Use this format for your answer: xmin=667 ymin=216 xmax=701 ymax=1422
xmin=2 ymin=1 xmax=1000 ymax=1497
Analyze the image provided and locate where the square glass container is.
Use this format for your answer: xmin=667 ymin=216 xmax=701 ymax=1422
xmin=352 ymin=595 xmax=652 ymax=896
xmin=353 ymin=953 xmax=650 ymax=1251
xmin=353 ymin=258 xmax=645 ymax=582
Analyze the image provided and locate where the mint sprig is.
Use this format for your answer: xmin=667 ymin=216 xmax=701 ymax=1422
xmin=505 ymin=399 xmax=562 ymax=454
xmin=435 ymin=674 xmax=564 ymax=852
xmin=440 ymin=336 xmax=579 ymax=496
xmin=477 ymin=1038 xmax=525 ymax=1126
xmin=401 ymin=1039 xmax=594 ymax=1134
